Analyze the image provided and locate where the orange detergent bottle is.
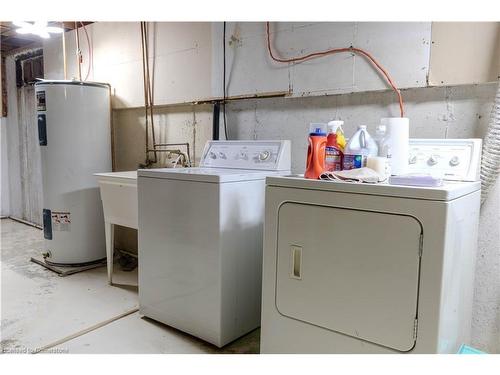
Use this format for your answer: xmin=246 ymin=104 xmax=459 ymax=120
xmin=305 ymin=123 xmax=327 ymax=179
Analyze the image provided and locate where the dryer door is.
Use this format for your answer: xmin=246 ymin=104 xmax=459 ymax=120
xmin=276 ymin=202 xmax=422 ymax=352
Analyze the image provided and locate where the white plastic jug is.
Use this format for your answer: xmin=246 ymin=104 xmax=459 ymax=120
xmin=343 ymin=125 xmax=378 ymax=170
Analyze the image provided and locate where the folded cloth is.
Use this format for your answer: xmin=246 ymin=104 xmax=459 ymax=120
xmin=320 ymin=167 xmax=386 ymax=184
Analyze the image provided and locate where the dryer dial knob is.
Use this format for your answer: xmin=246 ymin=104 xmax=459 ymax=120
xmin=428 ymin=155 xmax=439 ymax=166
xmin=449 ymin=156 xmax=460 ymax=166
xmin=409 ymin=154 xmax=417 ymax=164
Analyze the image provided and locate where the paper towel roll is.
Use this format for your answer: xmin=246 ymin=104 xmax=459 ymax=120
xmin=380 ymin=117 xmax=409 ymax=176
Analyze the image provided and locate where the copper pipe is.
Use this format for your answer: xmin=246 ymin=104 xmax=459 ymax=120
xmin=75 ymin=21 xmax=82 ymax=81
xmin=148 ymin=142 xmax=191 ymax=166
xmin=61 ymin=22 xmax=67 ymax=80
xmin=140 ymin=22 xmax=151 ymax=165
xmin=144 ymin=23 xmax=157 ymax=163
xmin=140 ymin=21 xmax=158 ymax=165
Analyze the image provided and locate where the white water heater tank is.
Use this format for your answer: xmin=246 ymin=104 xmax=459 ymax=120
xmin=35 ymin=80 xmax=112 ymax=265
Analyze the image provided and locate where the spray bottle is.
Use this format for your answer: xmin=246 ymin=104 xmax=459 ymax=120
xmin=327 ymin=120 xmax=346 ymax=152
xmin=325 ymin=123 xmax=343 ymax=171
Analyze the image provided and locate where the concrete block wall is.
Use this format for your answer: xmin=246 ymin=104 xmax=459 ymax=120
xmin=225 ymin=84 xmax=496 ymax=172
xmin=212 ymin=22 xmax=432 ymax=98
xmin=113 ymin=104 xmax=213 ymax=170
xmin=44 ymin=22 xmax=437 ymax=107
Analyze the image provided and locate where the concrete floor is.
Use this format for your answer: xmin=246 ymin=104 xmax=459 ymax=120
xmin=0 ymin=219 xmax=260 ymax=354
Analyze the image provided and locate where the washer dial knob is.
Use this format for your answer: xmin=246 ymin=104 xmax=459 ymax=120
xmin=259 ymin=150 xmax=271 ymax=161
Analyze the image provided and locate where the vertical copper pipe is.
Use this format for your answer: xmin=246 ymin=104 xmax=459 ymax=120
xmin=61 ymin=22 xmax=67 ymax=80
xmin=75 ymin=21 xmax=82 ymax=81
xmin=144 ymin=23 xmax=157 ymax=163
xmin=140 ymin=22 xmax=150 ymax=165
xmin=140 ymin=21 xmax=158 ymax=166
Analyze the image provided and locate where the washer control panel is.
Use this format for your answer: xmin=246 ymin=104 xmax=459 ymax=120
xmin=408 ymin=139 xmax=482 ymax=181
xmin=200 ymin=140 xmax=291 ymax=171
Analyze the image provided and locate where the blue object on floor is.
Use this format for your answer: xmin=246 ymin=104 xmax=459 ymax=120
xmin=458 ymin=344 xmax=486 ymax=354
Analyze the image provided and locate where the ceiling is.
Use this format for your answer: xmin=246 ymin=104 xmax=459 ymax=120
xmin=1 ymin=22 xmax=92 ymax=55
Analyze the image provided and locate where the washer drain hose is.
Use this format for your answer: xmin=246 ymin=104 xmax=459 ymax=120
xmin=480 ymin=79 xmax=500 ymax=205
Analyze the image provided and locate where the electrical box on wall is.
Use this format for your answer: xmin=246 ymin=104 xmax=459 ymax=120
xmin=15 ymin=49 xmax=44 ymax=87
xmin=22 ymin=56 xmax=43 ymax=85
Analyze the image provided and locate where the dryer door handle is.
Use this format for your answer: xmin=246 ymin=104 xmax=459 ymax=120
xmin=290 ymin=245 xmax=302 ymax=280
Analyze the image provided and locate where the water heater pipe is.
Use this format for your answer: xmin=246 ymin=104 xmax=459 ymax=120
xmin=480 ymin=79 xmax=500 ymax=204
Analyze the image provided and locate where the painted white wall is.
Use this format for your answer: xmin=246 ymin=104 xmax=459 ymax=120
xmin=429 ymin=22 xmax=500 ymax=85
xmin=5 ymin=56 xmax=22 ymax=220
xmin=113 ymin=103 xmax=213 ymax=170
xmin=1 ymin=117 xmax=10 ymax=217
xmin=45 ymin=22 xmax=432 ymax=108
xmin=475 ymin=176 xmax=500 ymax=352
xmin=44 ymin=22 xmax=213 ymax=108
xmin=3 ymin=55 xmax=44 ymax=224
xmin=1 ymin=53 xmax=10 ymax=217
xmin=212 ymin=22 xmax=431 ymax=99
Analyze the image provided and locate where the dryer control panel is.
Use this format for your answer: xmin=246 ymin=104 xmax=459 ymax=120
xmin=200 ymin=140 xmax=291 ymax=171
xmin=408 ymin=139 xmax=482 ymax=181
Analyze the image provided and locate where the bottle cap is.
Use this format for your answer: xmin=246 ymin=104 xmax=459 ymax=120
xmin=309 ymin=123 xmax=327 ymax=136
xmin=327 ymin=120 xmax=344 ymax=132
xmin=328 ymin=120 xmax=344 ymax=126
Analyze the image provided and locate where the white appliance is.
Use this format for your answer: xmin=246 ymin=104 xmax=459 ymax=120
xmin=95 ymin=171 xmax=138 ymax=284
xmin=260 ymin=139 xmax=482 ymax=353
xmin=35 ymin=80 xmax=111 ymax=265
xmin=138 ymin=140 xmax=291 ymax=347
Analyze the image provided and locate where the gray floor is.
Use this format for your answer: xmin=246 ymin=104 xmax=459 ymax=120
xmin=0 ymin=219 xmax=260 ymax=354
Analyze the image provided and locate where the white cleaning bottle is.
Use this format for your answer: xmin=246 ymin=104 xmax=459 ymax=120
xmin=343 ymin=125 xmax=378 ymax=170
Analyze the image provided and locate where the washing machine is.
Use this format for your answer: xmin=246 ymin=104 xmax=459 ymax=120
xmin=260 ymin=139 xmax=482 ymax=353
xmin=138 ymin=140 xmax=291 ymax=347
